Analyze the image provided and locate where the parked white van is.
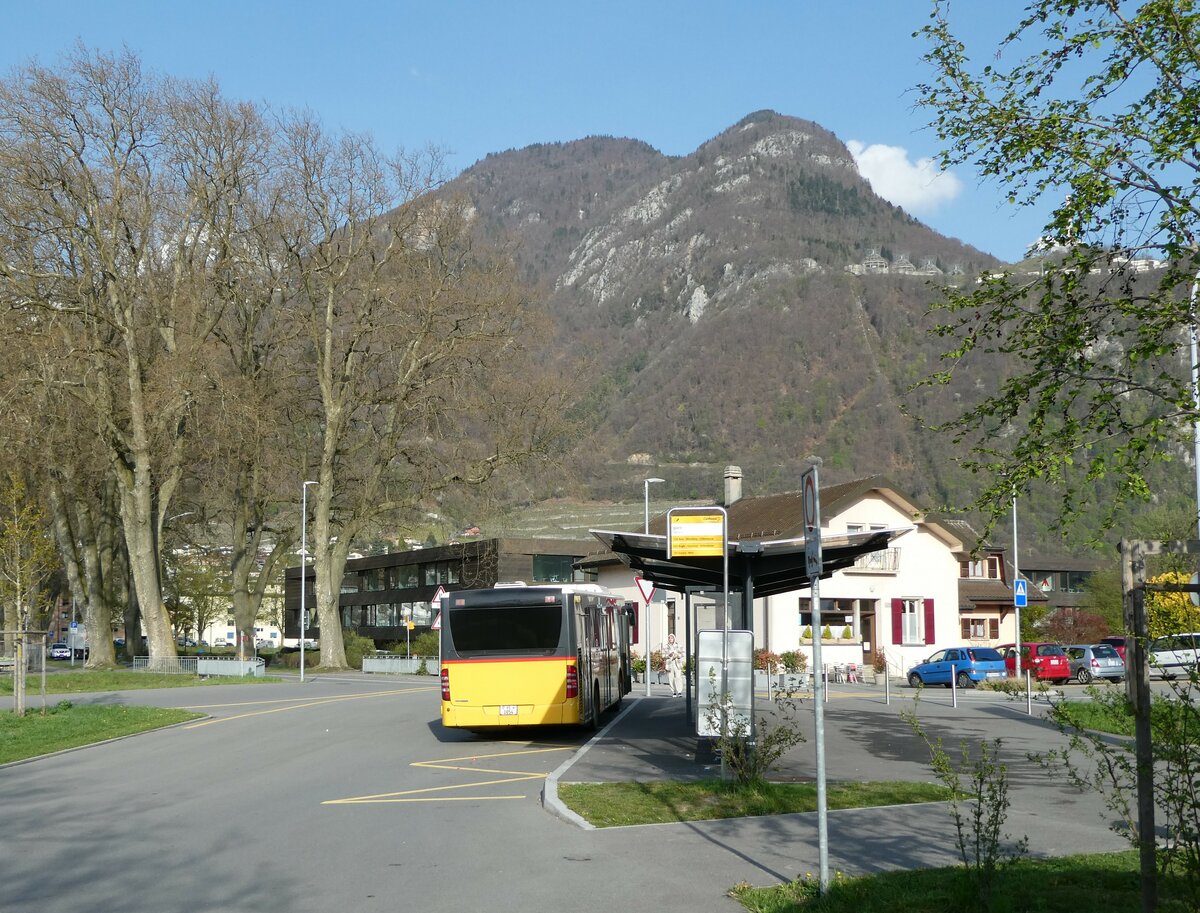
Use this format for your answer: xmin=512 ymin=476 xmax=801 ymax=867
xmin=1149 ymin=632 xmax=1200 ymax=680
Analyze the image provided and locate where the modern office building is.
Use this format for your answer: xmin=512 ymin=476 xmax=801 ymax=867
xmin=283 ymin=537 xmax=596 ymax=645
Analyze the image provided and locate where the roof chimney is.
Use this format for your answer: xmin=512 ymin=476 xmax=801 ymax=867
xmin=723 ymin=465 xmax=743 ymax=506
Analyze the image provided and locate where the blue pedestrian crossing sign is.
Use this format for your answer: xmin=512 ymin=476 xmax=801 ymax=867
xmin=1014 ymin=579 xmax=1028 ymax=608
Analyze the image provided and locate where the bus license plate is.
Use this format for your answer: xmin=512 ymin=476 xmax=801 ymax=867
xmin=499 ymin=705 xmax=518 ymax=716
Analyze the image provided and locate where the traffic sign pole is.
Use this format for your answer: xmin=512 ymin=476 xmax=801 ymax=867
xmin=636 ymin=576 xmax=657 ymax=696
xmin=802 ymin=462 xmax=829 ymax=894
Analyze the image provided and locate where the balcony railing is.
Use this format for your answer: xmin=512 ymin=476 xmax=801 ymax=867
xmin=850 ymin=548 xmax=900 ymax=573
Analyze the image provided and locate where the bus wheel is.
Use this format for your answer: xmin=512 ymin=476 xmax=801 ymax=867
xmin=588 ymin=683 xmax=601 ymax=730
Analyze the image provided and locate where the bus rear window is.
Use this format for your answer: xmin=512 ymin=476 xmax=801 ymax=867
xmin=448 ymin=604 xmax=563 ymax=653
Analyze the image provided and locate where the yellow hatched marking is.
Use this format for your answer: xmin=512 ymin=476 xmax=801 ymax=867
xmin=324 ymin=743 xmax=575 ymax=805
xmin=181 ymin=687 xmax=434 ymax=729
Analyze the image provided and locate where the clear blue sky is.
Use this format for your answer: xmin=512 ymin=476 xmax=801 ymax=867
xmin=1 ymin=1 xmax=1048 ymax=262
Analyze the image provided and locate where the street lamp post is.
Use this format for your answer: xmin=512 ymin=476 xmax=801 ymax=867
xmin=1189 ymin=270 xmax=1200 ymax=539
xmin=299 ymin=481 xmax=317 ymax=683
xmin=1012 ymin=486 xmax=1022 ymax=679
xmin=643 ymin=477 xmax=665 ymax=534
xmin=643 ymin=477 xmax=664 ymax=696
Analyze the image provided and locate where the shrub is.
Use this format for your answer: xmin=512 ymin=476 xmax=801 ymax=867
xmin=821 ymin=625 xmax=833 ymax=640
xmin=801 ymin=625 xmax=813 ymax=640
xmin=780 ymin=650 xmax=808 ymax=674
xmin=840 ymin=626 xmax=854 ymax=640
xmin=650 ymin=649 xmax=664 ymax=672
xmin=703 ymin=667 xmax=806 ymax=785
xmin=343 ymin=629 xmax=377 ymax=670
xmin=754 ymin=648 xmax=782 ymax=672
xmin=1039 ymin=673 xmax=1200 ymax=901
xmin=872 ymin=649 xmax=887 ymax=675
xmin=410 ymin=631 xmax=439 ymax=657
xmin=632 ymin=654 xmax=646 ymax=675
xmin=903 ymin=700 xmax=1028 ymax=908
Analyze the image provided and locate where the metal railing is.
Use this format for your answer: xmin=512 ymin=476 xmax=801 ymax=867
xmin=361 ymin=655 xmax=440 ymax=675
xmin=132 ymin=655 xmax=266 ymax=677
xmin=852 ymin=548 xmax=900 ymax=572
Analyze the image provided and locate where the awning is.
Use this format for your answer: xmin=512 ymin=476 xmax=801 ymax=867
xmin=589 ymin=526 xmax=913 ymax=599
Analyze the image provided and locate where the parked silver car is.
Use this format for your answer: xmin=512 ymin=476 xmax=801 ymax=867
xmin=1065 ymin=643 xmax=1125 ymax=684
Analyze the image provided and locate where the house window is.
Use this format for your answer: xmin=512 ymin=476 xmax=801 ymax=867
xmin=902 ymin=600 xmax=922 ymax=643
xmin=960 ymin=617 xmax=999 ymax=640
xmin=960 ymin=557 xmax=1001 ymax=579
xmin=798 ymin=598 xmax=854 ymax=633
xmin=1065 ymin=571 xmax=1090 ymax=593
xmin=532 ymin=554 xmax=575 ymax=584
xmin=423 ymin=562 xmax=459 ymax=586
xmin=892 ymin=598 xmax=934 ymax=646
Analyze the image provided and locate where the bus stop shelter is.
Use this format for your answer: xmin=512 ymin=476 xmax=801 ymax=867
xmin=589 ymin=527 xmax=906 ymax=625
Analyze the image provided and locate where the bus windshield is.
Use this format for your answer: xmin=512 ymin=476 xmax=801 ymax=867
xmin=447 ymin=603 xmax=563 ymax=654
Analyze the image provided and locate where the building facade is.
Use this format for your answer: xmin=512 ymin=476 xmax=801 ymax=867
xmin=283 ymin=537 xmax=593 ymax=645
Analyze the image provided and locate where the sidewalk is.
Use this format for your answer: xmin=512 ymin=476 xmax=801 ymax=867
xmin=545 ymin=681 xmax=1130 ymax=877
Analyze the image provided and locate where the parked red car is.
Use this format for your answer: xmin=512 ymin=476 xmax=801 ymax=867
xmin=1099 ymin=635 xmax=1128 ymax=662
xmin=998 ymin=642 xmax=1071 ymax=684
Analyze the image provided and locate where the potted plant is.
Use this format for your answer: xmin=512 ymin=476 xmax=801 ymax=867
xmin=753 ymin=648 xmax=781 ymax=688
xmin=632 ymin=654 xmax=646 ymax=683
xmin=780 ymin=649 xmax=808 ymax=689
xmin=650 ymin=648 xmax=665 ymax=684
xmin=871 ymin=649 xmax=887 ymax=683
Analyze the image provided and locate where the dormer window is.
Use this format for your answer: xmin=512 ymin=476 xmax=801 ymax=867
xmin=959 ymin=556 xmax=1001 ymax=579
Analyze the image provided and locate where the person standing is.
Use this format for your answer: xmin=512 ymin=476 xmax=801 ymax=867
xmin=663 ymin=633 xmax=684 ymax=697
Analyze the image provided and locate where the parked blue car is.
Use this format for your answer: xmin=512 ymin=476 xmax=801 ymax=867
xmin=907 ymin=646 xmax=1007 ymax=689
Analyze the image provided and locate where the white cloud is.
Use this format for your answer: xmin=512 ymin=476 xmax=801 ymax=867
xmin=846 ymin=140 xmax=962 ymax=214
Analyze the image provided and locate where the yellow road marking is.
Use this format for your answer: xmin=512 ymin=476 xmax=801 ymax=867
xmin=324 ymin=743 xmax=575 ymax=805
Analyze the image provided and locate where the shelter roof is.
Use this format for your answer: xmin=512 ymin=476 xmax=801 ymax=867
xmin=590 ymin=525 xmax=914 ymax=599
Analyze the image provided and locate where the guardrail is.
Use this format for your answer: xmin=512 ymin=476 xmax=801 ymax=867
xmin=361 ymin=655 xmax=440 ymax=675
xmin=132 ymin=655 xmax=266 ymax=677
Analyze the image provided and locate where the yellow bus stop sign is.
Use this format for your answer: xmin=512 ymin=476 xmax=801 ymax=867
xmin=668 ymin=512 xmax=725 ymax=558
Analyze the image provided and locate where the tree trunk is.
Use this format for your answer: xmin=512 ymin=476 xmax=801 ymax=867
xmin=116 ymin=465 xmax=176 ymax=669
xmin=311 ymin=495 xmax=349 ymax=668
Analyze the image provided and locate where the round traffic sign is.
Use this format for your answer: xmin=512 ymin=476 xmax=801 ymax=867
xmin=803 ymin=475 xmax=818 ymax=530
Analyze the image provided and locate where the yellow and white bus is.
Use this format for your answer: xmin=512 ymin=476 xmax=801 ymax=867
xmin=439 ymin=583 xmax=633 ymax=729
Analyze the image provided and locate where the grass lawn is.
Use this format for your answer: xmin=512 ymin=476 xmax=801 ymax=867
xmin=1 ymin=668 xmax=281 ymax=695
xmin=729 ymin=849 xmax=1192 ymax=912
xmin=556 ymin=779 xmax=951 ymax=827
xmin=1055 ymin=691 xmax=1195 ymax=739
xmin=0 ymin=701 xmax=203 ymax=764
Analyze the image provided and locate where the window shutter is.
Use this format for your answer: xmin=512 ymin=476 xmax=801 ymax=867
xmin=989 ymin=618 xmax=999 ymax=639
xmin=891 ymin=599 xmax=903 ymax=645
xmin=961 ymin=618 xmax=970 ymax=639
xmin=923 ymin=599 xmax=936 ymax=645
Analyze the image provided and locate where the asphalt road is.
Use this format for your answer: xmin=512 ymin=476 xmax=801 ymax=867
xmin=0 ymin=674 xmax=1134 ymax=913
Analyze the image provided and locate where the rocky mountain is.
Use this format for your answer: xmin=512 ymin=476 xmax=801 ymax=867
xmin=438 ymin=111 xmax=1109 ymax=549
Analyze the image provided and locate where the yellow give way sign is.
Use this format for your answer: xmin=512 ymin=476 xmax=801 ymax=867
xmin=668 ymin=512 xmax=726 ymax=558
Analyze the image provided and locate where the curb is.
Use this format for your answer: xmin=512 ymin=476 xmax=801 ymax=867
xmin=540 ymin=694 xmax=643 ymax=830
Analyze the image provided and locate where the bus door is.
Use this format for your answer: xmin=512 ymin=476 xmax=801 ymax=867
xmin=619 ymin=602 xmax=634 ymax=694
xmin=576 ymin=597 xmax=595 ymax=719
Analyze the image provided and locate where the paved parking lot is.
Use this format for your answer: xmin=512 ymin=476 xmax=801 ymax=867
xmin=0 ymin=674 xmax=1133 ymax=913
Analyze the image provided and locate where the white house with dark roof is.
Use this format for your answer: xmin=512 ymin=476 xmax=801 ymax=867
xmin=582 ymin=468 xmax=1028 ymax=680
